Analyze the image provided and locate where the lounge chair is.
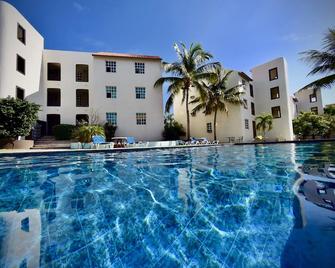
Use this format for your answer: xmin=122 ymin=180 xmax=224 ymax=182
xmin=92 ymin=135 xmax=114 ymax=149
xmin=212 ymin=140 xmax=220 ymax=144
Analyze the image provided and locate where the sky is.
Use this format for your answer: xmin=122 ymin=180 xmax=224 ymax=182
xmin=6 ymin=0 xmax=335 ymax=105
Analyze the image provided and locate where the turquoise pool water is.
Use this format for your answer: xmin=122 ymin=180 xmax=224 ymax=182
xmin=0 ymin=143 xmax=334 ymax=267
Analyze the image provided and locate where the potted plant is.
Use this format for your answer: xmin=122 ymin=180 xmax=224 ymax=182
xmin=72 ymin=125 xmax=105 ymax=149
xmin=0 ymin=97 xmax=40 ymax=149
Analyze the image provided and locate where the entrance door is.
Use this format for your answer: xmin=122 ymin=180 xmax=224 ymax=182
xmin=252 ymin=120 xmax=256 ymax=138
xmin=47 ymin=114 xmax=60 ymax=135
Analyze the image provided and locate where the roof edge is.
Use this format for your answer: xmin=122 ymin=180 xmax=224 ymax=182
xmin=92 ymin=52 xmax=161 ymax=60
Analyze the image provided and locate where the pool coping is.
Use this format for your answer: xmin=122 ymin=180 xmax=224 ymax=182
xmin=0 ymin=144 xmax=225 ymax=157
xmin=234 ymin=138 xmax=335 ymax=145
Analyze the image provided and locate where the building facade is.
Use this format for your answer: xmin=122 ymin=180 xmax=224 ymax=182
xmin=174 ymin=57 xmax=295 ymax=142
xmin=0 ymin=1 xmax=164 ymax=141
xmin=294 ymin=87 xmax=323 ymax=115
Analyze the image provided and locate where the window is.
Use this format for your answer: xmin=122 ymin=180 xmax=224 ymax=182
xmin=76 ymin=114 xmax=89 ymax=125
xmin=271 ymin=106 xmax=281 ymax=118
xmin=244 ymin=99 xmax=248 ymax=109
xmin=311 ymin=107 xmax=318 ymax=114
xmin=250 ymin=84 xmax=254 ymax=97
xmin=135 ymin=62 xmax=145 ymax=74
xmin=16 ymin=54 xmax=25 ymax=75
xmin=76 ymin=89 xmax=89 ymax=107
xmin=47 ymin=88 xmax=61 ymax=106
xmin=135 ymin=87 xmax=146 ymax=99
xmin=310 ymin=93 xmax=317 ymax=103
xmin=106 ymin=61 xmax=116 ymax=72
xmin=106 ymin=86 xmax=117 ymax=99
xmin=251 ymin=102 xmax=255 ymax=115
xmin=270 ymin=87 xmax=280 ymax=99
xmin=16 ymin=87 xmax=25 ymax=100
xmin=269 ymin=67 xmax=278 ymax=81
xmin=76 ymin=64 xmax=89 ymax=82
xmin=17 ymin=24 xmax=26 ymax=44
xmin=47 ymin=63 xmax=61 ymax=81
xmin=241 ymin=79 xmax=246 ymax=86
xmin=106 ymin=112 xmax=117 ymax=125
xmin=245 ymin=119 xmax=249 ymax=129
xmin=207 ymin=123 xmax=212 ymax=133
xmin=136 ymin=113 xmax=146 ymax=125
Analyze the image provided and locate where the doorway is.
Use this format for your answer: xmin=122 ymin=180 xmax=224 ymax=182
xmin=252 ymin=120 xmax=256 ymax=138
xmin=47 ymin=114 xmax=60 ymax=135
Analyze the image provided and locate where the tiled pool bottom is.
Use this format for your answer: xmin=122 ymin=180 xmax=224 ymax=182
xmin=0 ymin=143 xmax=334 ymax=267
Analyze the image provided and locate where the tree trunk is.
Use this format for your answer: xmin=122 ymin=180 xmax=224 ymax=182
xmin=213 ymin=109 xmax=217 ymax=141
xmin=185 ymin=89 xmax=190 ymax=140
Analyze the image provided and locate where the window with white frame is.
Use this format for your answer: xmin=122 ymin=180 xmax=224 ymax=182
xmin=207 ymin=123 xmax=212 ymax=133
xmin=245 ymin=119 xmax=249 ymax=129
xmin=135 ymin=87 xmax=146 ymax=99
xmin=135 ymin=62 xmax=145 ymax=74
xmin=106 ymin=112 xmax=117 ymax=125
xmin=106 ymin=61 xmax=116 ymax=72
xmin=136 ymin=113 xmax=146 ymax=125
xmin=106 ymin=86 xmax=117 ymax=98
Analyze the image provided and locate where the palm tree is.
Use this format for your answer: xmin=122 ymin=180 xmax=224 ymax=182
xmin=255 ymin=113 xmax=273 ymax=138
xmin=190 ymin=68 xmax=245 ymax=140
xmin=154 ymin=43 xmax=220 ymax=140
xmin=300 ymin=28 xmax=335 ymax=89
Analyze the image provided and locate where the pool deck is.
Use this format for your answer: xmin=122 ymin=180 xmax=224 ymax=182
xmin=0 ymin=144 xmax=225 ymax=156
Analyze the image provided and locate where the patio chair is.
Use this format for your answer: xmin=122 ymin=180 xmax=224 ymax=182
xmin=92 ymin=135 xmax=114 ymax=149
xmin=236 ymin=136 xmax=243 ymax=143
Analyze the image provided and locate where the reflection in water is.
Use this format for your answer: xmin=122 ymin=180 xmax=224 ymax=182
xmin=282 ymin=147 xmax=335 ymax=268
xmin=0 ymin=209 xmax=41 ymax=268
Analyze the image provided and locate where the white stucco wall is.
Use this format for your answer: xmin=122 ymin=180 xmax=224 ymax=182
xmin=251 ymin=57 xmax=294 ymax=140
xmin=0 ymin=0 xmax=44 ymax=98
xmin=27 ymin=50 xmax=164 ymax=141
xmin=294 ymin=87 xmax=323 ymax=115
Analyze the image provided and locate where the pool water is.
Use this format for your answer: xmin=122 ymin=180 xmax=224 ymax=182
xmin=0 ymin=143 xmax=334 ymax=267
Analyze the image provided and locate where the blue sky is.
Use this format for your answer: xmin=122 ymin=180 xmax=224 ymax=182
xmin=7 ymin=0 xmax=335 ymax=104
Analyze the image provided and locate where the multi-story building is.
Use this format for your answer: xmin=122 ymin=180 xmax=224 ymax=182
xmin=0 ymin=1 xmax=164 ymax=141
xmin=174 ymin=57 xmax=295 ymax=142
xmin=294 ymin=87 xmax=323 ymax=115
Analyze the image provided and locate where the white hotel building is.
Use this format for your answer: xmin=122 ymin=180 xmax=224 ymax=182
xmin=0 ymin=1 xmax=164 ymax=141
xmin=0 ymin=1 xmax=323 ymax=143
xmin=174 ymin=57 xmax=295 ymax=142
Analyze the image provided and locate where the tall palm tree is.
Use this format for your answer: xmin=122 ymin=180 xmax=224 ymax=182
xmin=300 ymin=27 xmax=335 ymax=89
xmin=154 ymin=43 xmax=220 ymax=140
xmin=190 ymin=68 xmax=245 ymax=140
xmin=255 ymin=113 xmax=273 ymax=138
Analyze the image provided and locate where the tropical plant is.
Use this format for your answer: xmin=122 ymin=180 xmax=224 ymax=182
xmin=104 ymin=122 xmax=117 ymax=141
xmin=162 ymin=114 xmax=186 ymax=140
xmin=293 ymin=112 xmax=331 ymax=139
xmin=72 ymin=125 xmax=105 ymax=143
xmin=190 ymin=68 xmax=245 ymax=140
xmin=300 ymin=27 xmax=335 ymax=90
xmin=154 ymin=42 xmax=220 ymax=140
xmin=0 ymin=97 xmax=40 ymax=139
xmin=256 ymin=113 xmax=273 ymax=138
xmin=324 ymin=104 xmax=335 ymax=116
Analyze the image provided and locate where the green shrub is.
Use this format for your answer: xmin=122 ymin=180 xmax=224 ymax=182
xmin=104 ymin=123 xmax=117 ymax=141
xmin=162 ymin=114 xmax=185 ymax=140
xmin=72 ymin=125 xmax=105 ymax=143
xmin=53 ymin=124 xmax=76 ymax=140
xmin=293 ymin=112 xmax=331 ymax=139
xmin=0 ymin=97 xmax=40 ymax=139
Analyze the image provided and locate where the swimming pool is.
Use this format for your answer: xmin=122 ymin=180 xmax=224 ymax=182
xmin=0 ymin=143 xmax=334 ymax=267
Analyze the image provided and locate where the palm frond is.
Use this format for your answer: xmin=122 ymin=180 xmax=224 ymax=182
xmin=300 ymin=74 xmax=335 ymax=90
xmin=154 ymin=76 xmax=183 ymax=87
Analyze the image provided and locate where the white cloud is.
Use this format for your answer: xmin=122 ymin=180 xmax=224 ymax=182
xmin=73 ymin=2 xmax=85 ymax=12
